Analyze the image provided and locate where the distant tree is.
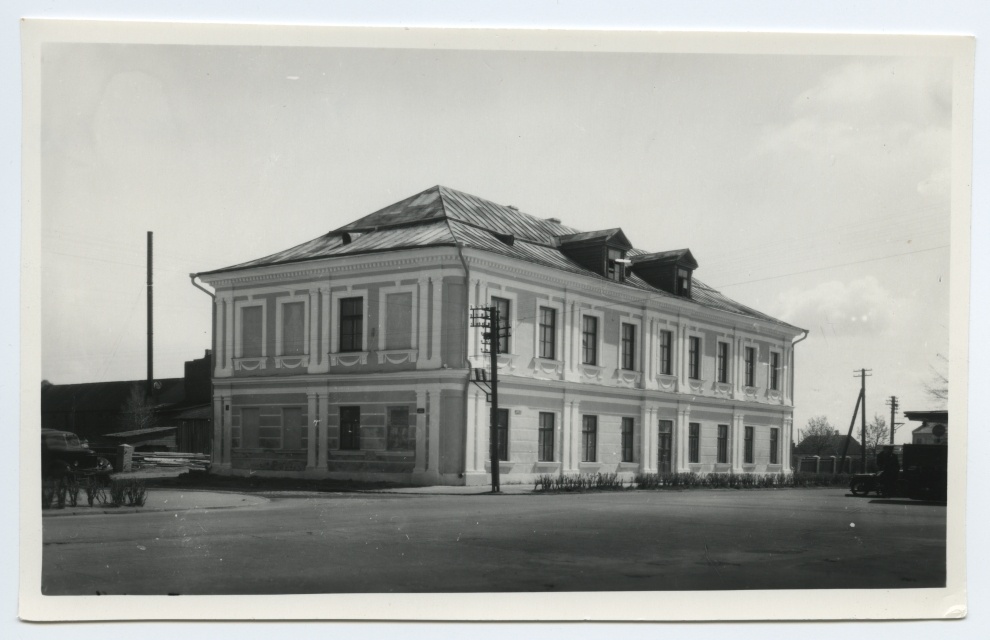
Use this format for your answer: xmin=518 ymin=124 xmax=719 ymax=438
xmin=801 ymin=416 xmax=836 ymax=456
xmin=119 ymin=384 xmax=157 ymax=432
xmin=925 ymin=353 xmax=948 ymax=408
xmin=864 ymin=414 xmax=889 ymax=460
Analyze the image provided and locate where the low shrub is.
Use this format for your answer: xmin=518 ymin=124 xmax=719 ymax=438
xmin=108 ymin=478 xmax=148 ymax=507
xmin=534 ymin=473 xmax=625 ymax=493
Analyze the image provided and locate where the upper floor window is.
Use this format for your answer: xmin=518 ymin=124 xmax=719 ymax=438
xmin=606 ymin=248 xmax=626 ymax=282
xmin=240 ymin=305 xmax=264 ymax=358
xmin=339 ymin=297 xmax=363 ymax=353
xmin=582 ymin=316 xmax=599 ymax=365
xmin=281 ymin=301 xmax=306 ymax=356
xmin=688 ymin=336 xmax=701 ymax=380
xmin=384 ymin=292 xmax=413 ymax=350
xmin=744 ymin=346 xmax=756 ymax=387
xmin=659 ymin=329 xmax=673 ymax=375
xmin=621 ymin=323 xmax=636 ymax=371
xmin=492 ymin=296 xmax=511 ymax=354
xmin=538 ymin=307 xmax=557 ymax=360
xmin=769 ymin=352 xmax=781 ymax=391
xmin=717 ymin=341 xmax=729 ymax=384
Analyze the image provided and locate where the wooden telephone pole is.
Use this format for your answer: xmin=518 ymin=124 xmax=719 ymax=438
xmin=469 ymin=305 xmax=510 ymax=493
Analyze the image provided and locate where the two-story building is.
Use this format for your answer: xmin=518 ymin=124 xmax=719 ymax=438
xmin=193 ymin=186 xmax=806 ymax=485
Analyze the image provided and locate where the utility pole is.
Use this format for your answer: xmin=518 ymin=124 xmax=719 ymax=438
xmin=854 ymin=369 xmax=872 ymax=472
xmin=886 ymin=395 xmax=899 ymax=445
xmin=469 ymin=304 xmax=510 ymax=493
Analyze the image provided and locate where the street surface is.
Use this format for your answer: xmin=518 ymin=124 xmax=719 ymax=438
xmin=42 ymin=488 xmax=946 ymax=594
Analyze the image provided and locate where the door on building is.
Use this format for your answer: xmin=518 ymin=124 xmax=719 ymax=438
xmin=658 ymin=420 xmax=673 ymax=474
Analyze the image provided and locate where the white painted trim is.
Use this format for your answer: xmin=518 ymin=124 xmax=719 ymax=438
xmin=533 ymin=298 xmax=565 ymax=363
xmin=619 ymin=317 xmax=642 ymax=373
xmin=330 ymin=288 xmax=369 ymax=354
xmin=579 ymin=307 xmax=605 ymax=367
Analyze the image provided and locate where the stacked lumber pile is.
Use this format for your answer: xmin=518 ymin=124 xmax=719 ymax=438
xmin=131 ymin=451 xmax=210 ymax=471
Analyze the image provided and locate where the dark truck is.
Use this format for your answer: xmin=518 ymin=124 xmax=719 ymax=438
xmin=849 ymin=443 xmax=947 ymax=501
xmin=41 ymin=428 xmax=113 ymax=483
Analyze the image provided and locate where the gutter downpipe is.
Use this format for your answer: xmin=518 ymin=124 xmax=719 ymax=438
xmin=190 ymin=274 xmax=217 ymax=464
xmin=454 ymin=242 xmax=474 ymax=481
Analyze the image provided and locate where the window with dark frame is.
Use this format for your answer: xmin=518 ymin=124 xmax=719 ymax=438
xmin=717 ymin=341 xmax=729 ymax=383
xmin=677 ymin=267 xmax=691 ymax=296
xmin=386 ymin=406 xmax=412 ymax=451
xmin=688 ymin=336 xmax=701 ymax=380
xmin=770 ymin=428 xmax=780 ymax=465
xmin=744 ymin=426 xmax=754 ymax=464
xmin=538 ymin=412 xmax=554 ymax=462
xmin=659 ymin=329 xmax=673 ymax=375
xmin=581 ymin=415 xmax=598 ymax=462
xmin=339 ymin=406 xmax=361 ymax=450
xmin=621 ymin=417 xmax=634 ymax=462
xmin=339 ymin=297 xmax=363 ymax=353
xmin=770 ymin=352 xmax=780 ymax=391
xmin=621 ymin=323 xmax=636 ymax=371
xmin=493 ymin=408 xmax=509 ymax=461
xmin=717 ymin=424 xmax=729 ymax=464
xmin=538 ymin=307 xmax=556 ymax=360
xmin=582 ymin=316 xmax=599 ymax=365
xmin=745 ymin=346 xmax=756 ymax=387
xmin=492 ymin=296 xmax=510 ymax=354
xmin=689 ymin=422 xmax=700 ymax=464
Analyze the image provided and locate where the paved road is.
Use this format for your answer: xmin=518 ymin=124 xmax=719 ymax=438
xmin=41 ymin=488 xmax=945 ymax=595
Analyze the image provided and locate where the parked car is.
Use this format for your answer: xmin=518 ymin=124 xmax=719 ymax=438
xmin=41 ymin=428 xmax=113 ymax=482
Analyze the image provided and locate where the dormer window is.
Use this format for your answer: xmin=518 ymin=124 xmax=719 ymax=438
xmin=677 ymin=268 xmax=691 ymax=296
xmin=607 ymin=248 xmax=627 ymax=282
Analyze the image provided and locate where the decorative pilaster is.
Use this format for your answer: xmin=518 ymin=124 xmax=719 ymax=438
xmin=639 ymin=404 xmax=651 ymax=474
xmin=306 ymin=393 xmax=318 ymax=470
xmin=429 ymin=276 xmax=443 ymax=366
xmin=783 ymin=416 xmax=794 ymax=473
xmin=427 ymin=385 xmax=441 ymax=479
xmin=414 ymin=389 xmax=427 ymax=473
xmin=318 ymin=392 xmax=329 ymax=470
xmin=732 ymin=412 xmax=745 ymax=473
xmin=319 ymin=286 xmax=330 ymax=373
xmin=676 ymin=406 xmax=690 ymax=472
xmin=417 ymin=276 xmax=430 ymax=365
xmin=306 ymin=288 xmax=320 ymax=373
xmin=465 ymin=389 xmax=478 ymax=473
xmin=213 ymin=298 xmax=225 ymax=376
xmin=223 ymin=295 xmax=234 ymax=374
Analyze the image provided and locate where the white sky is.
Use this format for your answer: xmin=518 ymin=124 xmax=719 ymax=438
xmin=39 ymin=41 xmax=954 ymax=443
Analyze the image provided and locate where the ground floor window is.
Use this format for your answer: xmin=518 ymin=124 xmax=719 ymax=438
xmin=744 ymin=426 xmax=754 ymax=464
xmin=387 ymin=406 xmax=413 ymax=451
xmin=717 ymin=424 xmax=729 ymax=464
xmin=538 ymin=412 xmax=554 ymax=462
xmin=283 ymin=407 xmax=304 ymax=450
xmin=770 ymin=427 xmax=779 ymax=464
xmin=492 ymin=408 xmax=509 ymax=461
xmin=621 ymin=417 xmax=634 ymax=463
xmin=340 ymin=406 xmax=361 ymax=450
xmin=689 ymin=422 xmax=700 ymax=463
xmin=582 ymin=415 xmax=598 ymax=462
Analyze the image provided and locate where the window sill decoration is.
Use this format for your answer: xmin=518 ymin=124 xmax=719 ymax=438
xmin=743 ymin=385 xmax=760 ymax=400
xmin=377 ymin=349 xmax=418 ymax=365
xmin=331 ymin=352 xmax=369 ymax=366
xmin=274 ymin=355 xmax=309 ymax=369
xmin=496 ymin=353 xmax=518 ymax=371
xmin=686 ymin=377 xmax=706 ymax=393
xmin=713 ymin=382 xmax=733 ymax=398
xmin=766 ymin=388 xmax=782 ymax=402
xmin=581 ymin=364 xmax=604 ymax=381
xmin=616 ymin=369 xmax=641 ymax=386
xmin=655 ymin=374 xmax=677 ymax=391
xmin=533 ymin=357 xmax=563 ymax=376
xmin=578 ymin=461 xmax=602 ymax=471
xmin=234 ymin=357 xmax=267 ymax=371
xmin=534 ymin=461 xmax=560 ymax=472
